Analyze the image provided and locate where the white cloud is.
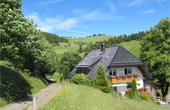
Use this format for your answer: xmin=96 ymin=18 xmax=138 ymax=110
xmin=80 ymin=10 xmax=123 ymax=20
xmin=156 ymin=0 xmax=166 ymax=7
xmin=26 ymin=13 xmax=90 ymax=37
xmin=140 ymin=8 xmax=156 ymax=14
xmin=38 ymin=0 xmax=63 ymax=6
xmin=128 ymin=0 xmax=143 ymax=7
xmin=63 ymin=33 xmax=87 ymax=37
xmin=66 ymin=29 xmax=91 ymax=35
xmin=57 ymin=19 xmax=77 ymax=30
xmin=104 ymin=1 xmax=116 ymax=13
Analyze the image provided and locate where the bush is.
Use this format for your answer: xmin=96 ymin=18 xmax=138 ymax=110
xmin=150 ymin=96 xmax=155 ymax=102
xmin=131 ymin=79 xmax=137 ymax=93
xmin=128 ymin=89 xmax=134 ymax=99
xmin=93 ymin=64 xmax=111 ymax=93
xmin=140 ymin=94 xmax=148 ymax=101
xmin=61 ymin=66 xmax=70 ymax=79
xmin=70 ymin=74 xmax=90 ymax=86
xmin=128 ymin=79 xmax=138 ymax=99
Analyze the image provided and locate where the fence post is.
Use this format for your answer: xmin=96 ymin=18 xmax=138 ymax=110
xmin=33 ymin=97 xmax=36 ymax=110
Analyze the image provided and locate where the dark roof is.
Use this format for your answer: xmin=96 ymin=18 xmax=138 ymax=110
xmin=69 ymin=46 xmax=149 ymax=78
xmin=144 ymin=80 xmax=157 ymax=87
xmin=109 ymin=46 xmax=144 ymax=67
xmin=76 ymin=56 xmax=102 ymax=67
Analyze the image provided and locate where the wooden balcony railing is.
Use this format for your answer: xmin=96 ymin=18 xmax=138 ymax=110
xmin=108 ymin=74 xmax=140 ymax=84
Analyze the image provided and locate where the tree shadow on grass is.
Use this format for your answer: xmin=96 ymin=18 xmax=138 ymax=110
xmin=0 ymin=66 xmax=32 ymax=102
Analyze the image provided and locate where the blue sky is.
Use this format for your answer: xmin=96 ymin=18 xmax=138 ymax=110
xmin=21 ymin=0 xmax=170 ymax=37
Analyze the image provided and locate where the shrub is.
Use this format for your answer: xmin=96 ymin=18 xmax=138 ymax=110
xmin=140 ymin=94 xmax=148 ymax=101
xmin=128 ymin=79 xmax=139 ymax=99
xmin=70 ymin=74 xmax=90 ymax=86
xmin=60 ymin=74 xmax=63 ymax=82
xmin=61 ymin=66 xmax=70 ymax=79
xmin=128 ymin=89 xmax=134 ymax=99
xmin=134 ymin=92 xmax=140 ymax=101
xmin=150 ymin=96 xmax=155 ymax=102
xmin=93 ymin=64 xmax=111 ymax=93
xmin=131 ymin=79 xmax=137 ymax=94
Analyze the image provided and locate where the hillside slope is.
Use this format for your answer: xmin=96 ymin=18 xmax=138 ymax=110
xmin=54 ymin=40 xmax=140 ymax=59
xmin=119 ymin=40 xmax=140 ymax=58
xmin=66 ymin=35 xmax=116 ymax=43
xmin=41 ymin=83 xmax=167 ymax=110
xmin=0 ymin=61 xmax=48 ymax=107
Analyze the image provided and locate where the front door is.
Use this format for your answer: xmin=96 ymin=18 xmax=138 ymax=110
xmin=125 ymin=68 xmax=127 ymax=75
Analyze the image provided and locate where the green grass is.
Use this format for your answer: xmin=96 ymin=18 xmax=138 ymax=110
xmin=47 ymin=74 xmax=61 ymax=82
xmin=41 ymin=83 xmax=167 ymax=110
xmin=0 ymin=61 xmax=48 ymax=107
xmin=119 ymin=40 xmax=141 ymax=58
xmin=66 ymin=35 xmax=116 ymax=43
xmin=54 ymin=43 xmax=86 ymax=58
xmin=54 ymin=35 xmax=117 ymax=58
xmin=55 ymin=39 xmax=140 ymax=59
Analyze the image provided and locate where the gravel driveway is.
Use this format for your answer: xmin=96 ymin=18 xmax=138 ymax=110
xmin=1 ymin=83 xmax=61 ymax=110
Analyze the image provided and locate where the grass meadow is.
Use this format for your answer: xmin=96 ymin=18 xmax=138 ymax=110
xmin=40 ymin=83 xmax=167 ymax=110
xmin=54 ymin=38 xmax=141 ymax=59
xmin=66 ymin=35 xmax=117 ymax=43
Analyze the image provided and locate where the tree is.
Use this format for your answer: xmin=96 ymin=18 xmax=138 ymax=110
xmin=0 ymin=0 xmax=32 ymax=67
xmin=78 ymin=44 xmax=83 ymax=53
xmin=140 ymin=17 xmax=170 ymax=99
xmin=59 ymin=52 xmax=82 ymax=71
xmin=131 ymin=79 xmax=137 ymax=93
xmin=93 ymin=34 xmax=96 ymax=37
xmin=93 ymin=64 xmax=111 ymax=93
xmin=57 ymin=65 xmax=70 ymax=78
xmin=0 ymin=0 xmax=58 ymax=78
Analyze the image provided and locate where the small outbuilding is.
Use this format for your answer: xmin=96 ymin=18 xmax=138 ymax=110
xmin=144 ymin=81 xmax=157 ymax=99
xmin=166 ymin=94 xmax=170 ymax=104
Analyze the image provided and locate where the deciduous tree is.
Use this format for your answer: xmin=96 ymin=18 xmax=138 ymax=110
xmin=140 ymin=17 xmax=170 ymax=99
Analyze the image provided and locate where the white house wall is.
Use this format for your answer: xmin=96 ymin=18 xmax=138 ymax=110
xmin=106 ymin=67 xmax=144 ymax=89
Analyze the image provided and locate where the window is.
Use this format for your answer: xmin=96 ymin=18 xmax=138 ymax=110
xmin=109 ymin=70 xmax=112 ymax=76
xmin=113 ymin=69 xmax=116 ymax=76
xmin=125 ymin=68 xmax=132 ymax=75
xmin=128 ymin=68 xmax=132 ymax=74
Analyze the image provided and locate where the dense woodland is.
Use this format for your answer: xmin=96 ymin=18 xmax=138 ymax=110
xmin=42 ymin=32 xmax=68 ymax=45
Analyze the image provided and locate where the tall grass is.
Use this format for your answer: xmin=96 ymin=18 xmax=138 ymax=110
xmin=41 ymin=83 xmax=167 ymax=110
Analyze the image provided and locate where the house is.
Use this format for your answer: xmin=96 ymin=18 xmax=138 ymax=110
xmin=144 ymin=81 xmax=157 ymax=99
xmin=69 ymin=43 xmax=150 ymax=95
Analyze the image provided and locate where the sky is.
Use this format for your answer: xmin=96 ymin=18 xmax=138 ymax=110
xmin=21 ymin=0 xmax=170 ymax=37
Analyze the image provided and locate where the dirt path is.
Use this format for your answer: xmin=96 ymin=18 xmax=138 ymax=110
xmin=1 ymin=83 xmax=62 ymax=110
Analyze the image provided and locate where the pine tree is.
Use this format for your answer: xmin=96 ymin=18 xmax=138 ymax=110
xmin=131 ymin=79 xmax=137 ymax=93
xmin=93 ymin=64 xmax=111 ymax=93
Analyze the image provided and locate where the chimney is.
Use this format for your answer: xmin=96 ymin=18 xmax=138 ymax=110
xmin=101 ymin=43 xmax=105 ymax=53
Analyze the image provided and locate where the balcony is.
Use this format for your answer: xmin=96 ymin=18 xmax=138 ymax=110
xmin=108 ymin=74 xmax=140 ymax=84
